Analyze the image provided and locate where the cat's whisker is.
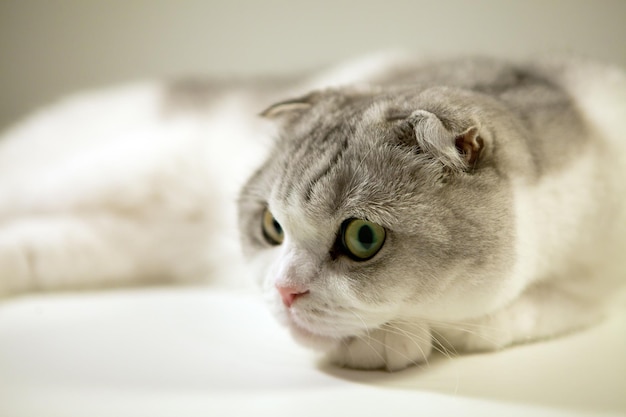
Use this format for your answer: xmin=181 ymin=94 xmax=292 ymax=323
xmin=349 ymin=310 xmax=373 ymax=338
xmin=380 ymin=322 xmax=431 ymax=367
xmin=351 ymin=334 xmax=388 ymax=368
xmin=384 ymin=317 xmax=506 ymax=351
xmin=338 ymin=337 xmax=358 ymax=367
xmin=425 ymin=318 xmax=507 ymax=347
xmin=394 ymin=316 xmax=500 ymax=336
xmin=416 ymin=332 xmax=454 ymax=360
xmin=359 ymin=332 xmax=425 ymax=370
xmin=425 ymin=318 xmax=497 ymax=332
xmin=429 ymin=327 xmax=459 ymax=359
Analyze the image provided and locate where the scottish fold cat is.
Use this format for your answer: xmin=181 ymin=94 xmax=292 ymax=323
xmin=237 ymin=57 xmax=626 ymax=370
xmin=1 ymin=54 xmax=625 ymax=371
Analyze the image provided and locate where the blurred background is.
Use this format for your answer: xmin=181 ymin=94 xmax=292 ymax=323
xmin=1 ymin=0 xmax=625 ymax=130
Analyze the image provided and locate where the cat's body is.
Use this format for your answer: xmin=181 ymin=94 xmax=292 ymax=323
xmin=1 ymin=54 xmax=625 ymax=371
xmin=0 ymin=53 xmax=395 ymax=294
xmin=238 ymin=56 xmax=626 ymax=370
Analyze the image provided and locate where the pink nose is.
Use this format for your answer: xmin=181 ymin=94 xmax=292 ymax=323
xmin=276 ymin=285 xmax=310 ymax=308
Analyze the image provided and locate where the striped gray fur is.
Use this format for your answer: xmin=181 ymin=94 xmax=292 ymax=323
xmin=237 ymin=55 xmax=626 ymax=370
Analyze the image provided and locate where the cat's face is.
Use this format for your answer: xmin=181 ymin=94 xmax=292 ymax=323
xmin=238 ymin=87 xmax=519 ymax=351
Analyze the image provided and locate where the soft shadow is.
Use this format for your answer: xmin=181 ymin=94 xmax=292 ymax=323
xmin=317 ymin=314 xmax=626 ymax=415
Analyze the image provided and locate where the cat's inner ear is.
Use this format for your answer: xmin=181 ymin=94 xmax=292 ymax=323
xmin=260 ymin=95 xmax=314 ymax=119
xmin=454 ymin=126 xmax=483 ymax=167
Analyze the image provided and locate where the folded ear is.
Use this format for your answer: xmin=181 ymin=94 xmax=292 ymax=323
xmin=407 ymin=110 xmax=484 ymax=171
xmin=259 ymin=93 xmax=316 ymax=119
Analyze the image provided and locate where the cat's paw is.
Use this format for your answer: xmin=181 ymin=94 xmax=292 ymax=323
xmin=327 ymin=322 xmax=432 ymax=371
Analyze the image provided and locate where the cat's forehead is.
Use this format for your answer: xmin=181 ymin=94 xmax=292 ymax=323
xmin=277 ymin=96 xmax=397 ymax=157
xmin=267 ymin=105 xmax=432 ymax=232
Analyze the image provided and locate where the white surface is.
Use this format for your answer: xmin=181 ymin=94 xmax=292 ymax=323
xmin=0 ymin=287 xmax=624 ymax=417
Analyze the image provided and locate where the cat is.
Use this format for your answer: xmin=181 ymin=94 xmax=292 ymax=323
xmin=1 ymin=54 xmax=625 ymax=371
xmin=0 ymin=52 xmax=400 ymax=295
xmin=237 ymin=56 xmax=626 ymax=371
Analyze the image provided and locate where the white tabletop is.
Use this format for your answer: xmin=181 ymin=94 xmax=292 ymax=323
xmin=1 ymin=287 xmax=624 ymax=417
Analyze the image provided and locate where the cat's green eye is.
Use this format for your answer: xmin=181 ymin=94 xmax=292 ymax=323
xmin=340 ymin=219 xmax=386 ymax=261
xmin=262 ymin=208 xmax=284 ymax=245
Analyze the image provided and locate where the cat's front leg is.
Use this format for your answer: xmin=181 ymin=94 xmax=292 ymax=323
xmin=434 ymin=281 xmax=607 ymax=353
xmin=327 ymin=321 xmax=432 ymax=371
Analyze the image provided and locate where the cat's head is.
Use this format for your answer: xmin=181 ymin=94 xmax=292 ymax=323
xmin=238 ymin=86 xmax=526 ymax=351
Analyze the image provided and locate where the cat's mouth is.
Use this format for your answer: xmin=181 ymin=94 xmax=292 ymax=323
xmin=270 ymin=291 xmax=379 ymax=351
xmin=282 ymin=311 xmax=345 ymax=351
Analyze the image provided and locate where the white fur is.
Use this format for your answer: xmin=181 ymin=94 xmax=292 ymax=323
xmin=0 ymin=83 xmax=273 ymax=294
xmin=252 ymin=59 xmax=626 ymax=370
xmin=1 ymin=56 xmax=624 ymax=373
xmin=430 ymin=62 xmax=626 ymax=353
xmin=0 ymin=52 xmax=407 ymax=296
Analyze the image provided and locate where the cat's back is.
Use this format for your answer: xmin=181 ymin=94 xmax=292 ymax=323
xmin=369 ymin=56 xmax=626 ymax=288
xmin=545 ymin=57 xmax=626 ymax=153
xmin=372 ymin=55 xmax=626 ymax=151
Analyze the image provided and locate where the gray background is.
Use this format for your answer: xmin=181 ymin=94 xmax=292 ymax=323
xmin=1 ymin=0 xmax=625 ymax=129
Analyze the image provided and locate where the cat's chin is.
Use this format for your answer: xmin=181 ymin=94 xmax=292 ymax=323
xmin=285 ymin=319 xmax=343 ymax=352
